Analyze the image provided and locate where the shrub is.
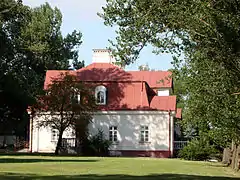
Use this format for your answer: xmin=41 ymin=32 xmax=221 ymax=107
xmin=81 ymin=129 xmax=112 ymax=156
xmin=179 ymin=138 xmax=218 ymax=161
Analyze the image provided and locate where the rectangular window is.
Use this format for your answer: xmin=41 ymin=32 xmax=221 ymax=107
xmin=109 ymin=126 xmax=118 ymax=142
xmin=51 ymin=128 xmax=59 ymax=142
xmin=140 ymin=126 xmax=149 ymax=142
xmin=77 ymin=94 xmax=81 ymax=104
xmin=71 ymin=93 xmax=81 ymax=104
xmin=157 ymin=89 xmax=169 ymax=96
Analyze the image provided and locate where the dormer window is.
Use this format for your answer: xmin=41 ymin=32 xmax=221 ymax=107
xmin=97 ymin=91 xmax=105 ymax=104
xmin=157 ymin=89 xmax=170 ymax=96
xmin=95 ymin=85 xmax=107 ymax=105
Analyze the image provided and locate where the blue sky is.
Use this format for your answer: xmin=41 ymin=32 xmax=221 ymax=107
xmin=22 ymin=0 xmax=173 ymax=71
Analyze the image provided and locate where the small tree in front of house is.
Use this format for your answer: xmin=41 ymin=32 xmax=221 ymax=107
xmin=33 ymin=73 xmax=96 ymax=155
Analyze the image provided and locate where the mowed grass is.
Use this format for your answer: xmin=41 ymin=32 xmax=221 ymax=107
xmin=0 ymin=155 xmax=239 ymax=179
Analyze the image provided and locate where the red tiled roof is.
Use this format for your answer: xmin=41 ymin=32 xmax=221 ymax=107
xmin=43 ymin=63 xmax=176 ymax=111
xmin=78 ymin=62 xmax=120 ymax=70
xmin=128 ymin=71 xmax=172 ymax=88
xmin=44 ymin=63 xmax=172 ymax=89
xmin=93 ymin=82 xmax=150 ymax=110
xmin=176 ymin=108 xmax=182 ymax=119
xmin=44 ymin=70 xmax=75 ymax=89
xmin=150 ymin=96 xmax=177 ymax=111
xmin=87 ymin=82 xmax=176 ymax=111
xmin=76 ymin=63 xmax=130 ymax=81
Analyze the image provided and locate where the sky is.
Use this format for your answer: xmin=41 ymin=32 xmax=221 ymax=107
xmin=22 ymin=0 xmax=173 ymax=71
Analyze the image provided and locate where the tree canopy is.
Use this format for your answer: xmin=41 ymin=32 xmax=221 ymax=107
xmin=33 ymin=73 xmax=96 ymax=155
xmin=100 ymin=0 xmax=240 ymax=73
xmin=0 ymin=0 xmax=84 ymax=137
xmin=100 ymin=0 xmax=240 ymax=146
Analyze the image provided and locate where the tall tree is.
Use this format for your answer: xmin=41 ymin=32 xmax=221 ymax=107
xmin=33 ymin=73 xmax=96 ymax=155
xmin=99 ymin=0 xmax=240 ymax=147
xmin=0 ymin=0 xmax=32 ymax=138
xmin=0 ymin=1 xmax=84 ymax=139
xmin=168 ymin=67 xmax=187 ymax=109
xmin=21 ymin=2 xmax=84 ymax=93
xmin=100 ymin=0 xmax=240 ymax=74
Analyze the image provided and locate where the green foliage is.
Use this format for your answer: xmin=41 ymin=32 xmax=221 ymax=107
xmin=0 ymin=1 xmax=84 ymax=137
xmin=73 ymin=59 xmax=85 ymax=70
xmin=100 ymin=0 xmax=240 ymax=72
xmin=100 ymin=0 xmax=240 ymax=147
xmin=33 ymin=73 xmax=96 ymax=155
xmin=21 ymin=3 xmax=84 ymax=71
xmin=179 ymin=138 xmax=218 ymax=161
xmin=0 ymin=0 xmax=33 ymax=136
xmin=168 ymin=68 xmax=187 ymax=109
xmin=181 ymin=52 xmax=240 ymax=146
xmin=82 ymin=129 xmax=112 ymax=157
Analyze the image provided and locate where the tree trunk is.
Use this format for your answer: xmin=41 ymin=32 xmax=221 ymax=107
xmin=222 ymin=148 xmax=230 ymax=165
xmin=55 ymin=130 xmax=64 ymax=155
xmin=231 ymin=144 xmax=237 ymax=169
xmin=2 ymin=135 xmax=6 ymax=148
xmin=234 ymin=146 xmax=240 ymax=170
xmin=235 ymin=145 xmax=240 ymax=170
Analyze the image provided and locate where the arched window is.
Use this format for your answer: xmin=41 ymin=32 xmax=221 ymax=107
xmin=95 ymin=85 xmax=107 ymax=105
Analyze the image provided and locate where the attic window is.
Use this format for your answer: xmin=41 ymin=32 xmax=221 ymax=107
xmin=71 ymin=87 xmax=80 ymax=104
xmin=72 ymin=93 xmax=81 ymax=104
xmin=95 ymin=85 xmax=107 ymax=105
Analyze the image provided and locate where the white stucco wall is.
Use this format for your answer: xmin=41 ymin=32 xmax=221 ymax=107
xmin=30 ymin=115 xmax=75 ymax=153
xmin=30 ymin=111 xmax=174 ymax=154
xmin=92 ymin=49 xmax=116 ymax=64
xmin=89 ymin=111 xmax=171 ymax=152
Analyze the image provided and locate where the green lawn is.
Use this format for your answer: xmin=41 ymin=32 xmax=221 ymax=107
xmin=0 ymin=155 xmax=239 ymax=179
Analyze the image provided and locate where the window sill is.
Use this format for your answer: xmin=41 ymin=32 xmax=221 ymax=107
xmin=96 ymin=103 xmax=106 ymax=105
xmin=111 ymin=141 xmax=119 ymax=145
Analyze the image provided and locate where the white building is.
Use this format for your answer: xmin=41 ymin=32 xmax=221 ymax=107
xmin=28 ymin=49 xmax=182 ymax=158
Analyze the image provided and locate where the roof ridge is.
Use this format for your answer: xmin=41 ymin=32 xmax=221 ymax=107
xmin=46 ymin=70 xmax=71 ymax=72
xmin=77 ymin=62 xmax=123 ymax=71
xmin=127 ymin=70 xmax=171 ymax=73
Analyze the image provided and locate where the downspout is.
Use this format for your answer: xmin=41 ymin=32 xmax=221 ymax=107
xmin=172 ymin=114 xmax=174 ymax=157
xmin=37 ymin=121 xmax=40 ymax=152
xmin=168 ymin=110 xmax=171 ymax=157
xmin=30 ymin=113 xmax=33 ymax=153
xmin=140 ymin=79 xmax=143 ymax=107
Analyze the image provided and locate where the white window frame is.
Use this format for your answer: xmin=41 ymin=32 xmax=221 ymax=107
xmin=109 ymin=126 xmax=118 ymax=143
xmin=157 ymin=89 xmax=170 ymax=96
xmin=95 ymin=85 xmax=107 ymax=105
xmin=140 ymin=126 xmax=149 ymax=142
xmin=71 ymin=87 xmax=81 ymax=104
xmin=51 ymin=128 xmax=59 ymax=142
xmin=74 ymin=94 xmax=81 ymax=104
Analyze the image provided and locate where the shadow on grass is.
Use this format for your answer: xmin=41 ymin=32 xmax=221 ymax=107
xmin=0 ymin=158 xmax=98 ymax=163
xmin=0 ymin=173 xmax=239 ymax=180
xmin=208 ymin=163 xmax=229 ymax=168
xmin=0 ymin=153 xmax=79 ymax=157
